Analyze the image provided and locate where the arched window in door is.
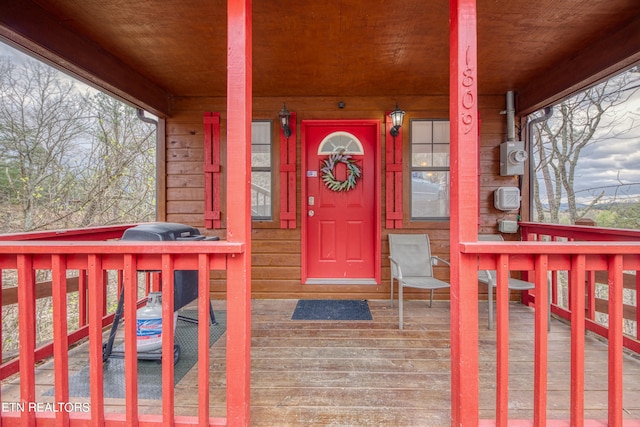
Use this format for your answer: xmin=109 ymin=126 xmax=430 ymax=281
xmin=317 ymin=131 xmax=364 ymax=155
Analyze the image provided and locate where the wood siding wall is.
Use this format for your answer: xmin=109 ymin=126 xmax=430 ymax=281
xmin=166 ymin=95 xmax=521 ymax=300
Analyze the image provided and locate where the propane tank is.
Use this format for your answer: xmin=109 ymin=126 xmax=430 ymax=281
xmin=136 ymin=292 xmax=177 ymax=353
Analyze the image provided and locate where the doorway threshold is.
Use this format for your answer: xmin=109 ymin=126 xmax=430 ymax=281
xmin=304 ymin=278 xmax=378 ymax=285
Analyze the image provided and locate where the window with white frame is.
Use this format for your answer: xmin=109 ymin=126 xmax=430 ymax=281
xmin=251 ymin=121 xmax=272 ymax=220
xmin=410 ymin=119 xmax=450 ymax=220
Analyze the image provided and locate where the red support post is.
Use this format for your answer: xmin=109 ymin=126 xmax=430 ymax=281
xmin=226 ymin=0 xmax=252 ymax=425
xmin=449 ymin=0 xmax=480 ymax=425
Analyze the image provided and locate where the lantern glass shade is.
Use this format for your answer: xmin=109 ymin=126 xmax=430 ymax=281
xmin=389 ymin=103 xmax=405 ymax=136
xmin=389 ymin=105 xmax=405 ymax=128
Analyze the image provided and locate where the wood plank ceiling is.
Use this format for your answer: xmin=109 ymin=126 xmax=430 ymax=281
xmin=2 ymin=0 xmax=639 ymax=116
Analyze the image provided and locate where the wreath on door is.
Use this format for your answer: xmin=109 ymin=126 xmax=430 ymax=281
xmin=320 ymin=152 xmax=361 ymax=192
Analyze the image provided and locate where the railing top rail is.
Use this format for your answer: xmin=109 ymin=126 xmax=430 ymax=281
xmin=461 ymin=240 xmax=640 ymax=255
xmin=0 ymin=240 xmax=244 ymax=255
xmin=0 ymin=224 xmax=138 ymax=241
xmin=519 ymin=221 xmax=640 ymax=241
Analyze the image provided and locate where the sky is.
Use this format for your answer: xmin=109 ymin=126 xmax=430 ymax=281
xmin=535 ymin=70 xmax=640 ymax=206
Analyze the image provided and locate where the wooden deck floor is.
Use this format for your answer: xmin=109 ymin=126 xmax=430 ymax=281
xmin=3 ymin=299 xmax=640 ymax=425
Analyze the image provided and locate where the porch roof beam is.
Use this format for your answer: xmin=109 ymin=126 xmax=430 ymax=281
xmin=517 ymin=13 xmax=640 ymax=115
xmin=0 ymin=0 xmax=171 ymax=117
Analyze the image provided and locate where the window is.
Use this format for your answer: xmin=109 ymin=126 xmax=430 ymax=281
xmin=251 ymin=121 xmax=273 ymax=220
xmin=317 ymin=131 xmax=364 ymax=155
xmin=410 ymin=120 xmax=450 ymax=220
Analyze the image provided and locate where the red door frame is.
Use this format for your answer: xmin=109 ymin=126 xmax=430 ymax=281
xmin=301 ymin=120 xmax=382 ymax=285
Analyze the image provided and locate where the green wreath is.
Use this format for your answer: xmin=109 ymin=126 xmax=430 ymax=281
xmin=320 ymin=152 xmax=361 ymax=192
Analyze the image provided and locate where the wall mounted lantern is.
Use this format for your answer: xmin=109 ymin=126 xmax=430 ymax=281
xmin=278 ymin=102 xmax=292 ymax=138
xmin=389 ymin=103 xmax=405 ymax=137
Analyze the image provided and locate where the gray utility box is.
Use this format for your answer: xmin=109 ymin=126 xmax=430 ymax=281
xmin=500 ymin=141 xmax=528 ymax=176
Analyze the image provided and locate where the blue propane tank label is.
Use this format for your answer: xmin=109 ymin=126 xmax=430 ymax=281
xmin=136 ymin=318 xmax=162 ymax=337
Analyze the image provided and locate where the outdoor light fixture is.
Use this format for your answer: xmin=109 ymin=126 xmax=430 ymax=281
xmin=389 ymin=103 xmax=405 ymax=137
xmin=278 ymin=102 xmax=292 ymax=138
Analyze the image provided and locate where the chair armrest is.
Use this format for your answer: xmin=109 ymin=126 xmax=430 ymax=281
xmin=477 ymin=269 xmax=493 ymax=285
xmin=431 ymin=256 xmax=450 ymax=267
xmin=388 ymin=256 xmax=403 ymax=278
xmin=484 ymin=270 xmax=494 ymax=281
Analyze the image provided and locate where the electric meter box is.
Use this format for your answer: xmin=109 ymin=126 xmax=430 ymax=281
xmin=494 ymin=187 xmax=520 ymax=211
xmin=500 ymin=141 xmax=527 ymax=176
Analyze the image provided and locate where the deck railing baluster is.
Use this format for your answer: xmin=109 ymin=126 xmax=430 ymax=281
xmin=161 ymin=253 xmax=175 ymax=424
xmin=17 ymin=254 xmax=36 ymax=426
xmin=495 ymin=253 xmax=510 ymax=427
xmin=78 ymin=269 xmax=87 ymax=328
xmin=52 ymin=254 xmax=70 ymax=426
xmin=88 ymin=254 xmax=105 ymax=425
xmin=533 ymin=254 xmax=549 ymax=426
xmin=608 ymin=254 xmax=624 ymax=426
xmin=198 ymin=253 xmax=211 ymax=425
xmin=124 ymin=253 xmax=139 ymax=425
xmin=586 ymin=269 xmax=596 ymax=322
xmin=569 ymin=254 xmax=586 ymax=426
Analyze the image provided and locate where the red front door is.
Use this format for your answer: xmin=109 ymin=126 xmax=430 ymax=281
xmin=302 ymin=120 xmax=380 ymax=284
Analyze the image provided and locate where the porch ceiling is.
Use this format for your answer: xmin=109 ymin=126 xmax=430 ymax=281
xmin=2 ymin=0 xmax=640 ymax=116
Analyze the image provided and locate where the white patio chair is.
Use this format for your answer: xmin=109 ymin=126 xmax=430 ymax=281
xmin=478 ymin=234 xmax=536 ymax=330
xmin=388 ymin=234 xmax=450 ymax=330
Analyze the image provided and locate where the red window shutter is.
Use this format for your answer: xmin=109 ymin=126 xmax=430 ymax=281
xmin=203 ymin=112 xmax=221 ymax=229
xmin=385 ymin=112 xmax=403 ymax=229
xmin=279 ymin=112 xmax=297 ymax=229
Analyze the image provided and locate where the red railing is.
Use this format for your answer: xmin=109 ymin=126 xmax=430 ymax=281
xmin=0 ymin=225 xmax=136 ymax=380
xmin=463 ymin=229 xmax=640 ymax=426
xmin=520 ymin=222 xmax=640 ymax=354
xmin=0 ymin=225 xmax=244 ymax=426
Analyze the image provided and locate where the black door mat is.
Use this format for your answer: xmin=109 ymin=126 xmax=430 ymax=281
xmin=291 ymin=299 xmax=372 ymax=321
xmin=45 ymin=309 xmax=226 ymax=400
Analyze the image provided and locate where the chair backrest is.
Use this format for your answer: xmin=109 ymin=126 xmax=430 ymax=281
xmin=477 ymin=234 xmax=504 ymax=283
xmin=388 ymin=234 xmax=434 ymax=278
